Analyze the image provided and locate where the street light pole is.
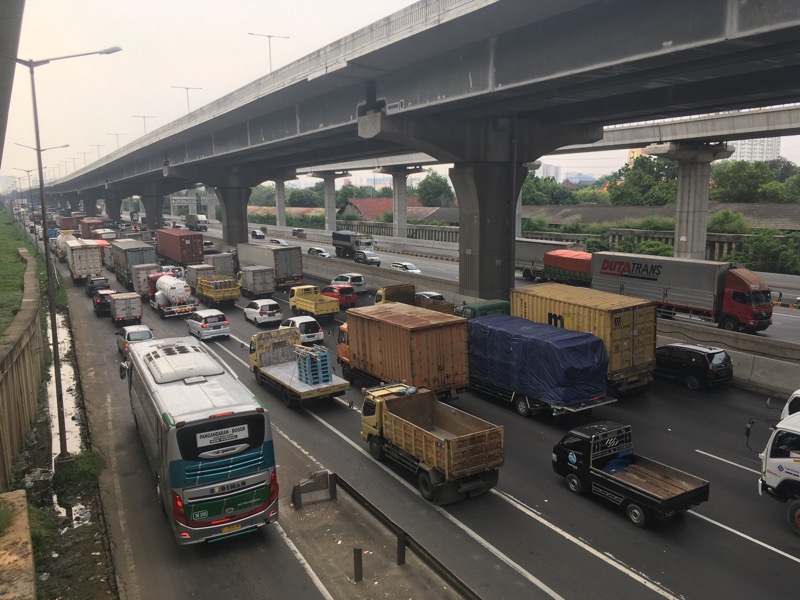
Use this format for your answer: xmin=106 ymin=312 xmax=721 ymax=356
xmin=170 ymin=86 xmax=202 ymax=113
xmin=131 ymin=115 xmax=156 ymax=134
xmin=90 ymin=144 xmax=106 ymax=159
xmin=13 ymin=167 xmax=35 ymax=207
xmin=10 ymin=45 xmax=121 ymax=467
xmin=78 ymin=151 xmax=91 ymax=167
xmin=107 ymin=132 xmax=126 ymax=149
xmin=248 ymin=33 xmax=290 ymax=73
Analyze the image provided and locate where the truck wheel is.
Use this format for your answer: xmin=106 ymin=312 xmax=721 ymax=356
xmin=787 ymin=500 xmax=800 ymax=535
xmin=292 ymin=306 xmax=299 ymax=316
xmin=626 ymin=503 xmax=649 ymax=527
xmin=341 ymin=363 xmax=352 ymax=382
xmin=684 ymin=375 xmax=701 ymax=391
xmin=282 ymin=389 xmax=296 ymax=409
xmin=566 ymin=474 xmax=583 ymax=495
xmin=159 ymin=309 xmax=166 ymax=319
xmin=417 ymin=471 xmax=434 ymax=502
xmin=369 ymin=437 xmax=385 ymax=461
xmin=515 ymin=398 xmax=531 ymax=418
xmin=719 ymin=317 xmax=737 ymax=331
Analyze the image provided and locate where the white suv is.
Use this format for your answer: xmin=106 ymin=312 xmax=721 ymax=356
xmin=243 ymin=299 xmax=283 ymax=326
xmin=187 ymin=309 xmax=230 ymax=341
xmin=279 ymin=316 xmax=324 ymax=345
xmin=331 ymin=273 xmax=366 ymax=294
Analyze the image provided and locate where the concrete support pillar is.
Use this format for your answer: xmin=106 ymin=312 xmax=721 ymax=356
xmin=84 ymin=201 xmax=98 ymax=217
xmin=309 ymin=171 xmax=349 ymax=232
xmin=213 ymin=186 xmax=252 ymax=247
xmin=189 ymin=197 xmax=197 ymax=216
xmin=105 ymin=198 xmax=122 ymax=222
xmin=450 ymin=162 xmax=527 ymax=300
xmin=275 ymin=180 xmax=287 ymax=227
xmin=392 ymin=174 xmax=408 ymax=238
xmin=645 ymin=142 xmax=733 ymax=260
xmin=140 ymin=196 xmax=165 ymax=231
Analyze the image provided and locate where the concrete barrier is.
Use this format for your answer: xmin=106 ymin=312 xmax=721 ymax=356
xmin=291 ymin=470 xmax=337 ymax=510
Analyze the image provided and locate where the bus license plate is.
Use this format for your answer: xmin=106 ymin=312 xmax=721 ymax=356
xmin=221 ymin=523 xmax=242 ymax=534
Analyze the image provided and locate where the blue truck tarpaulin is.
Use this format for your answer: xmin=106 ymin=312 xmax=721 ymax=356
xmin=467 ymin=315 xmax=608 ymax=406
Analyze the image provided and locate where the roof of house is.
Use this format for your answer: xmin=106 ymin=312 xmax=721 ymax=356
xmin=338 ymin=197 xmax=421 ymax=221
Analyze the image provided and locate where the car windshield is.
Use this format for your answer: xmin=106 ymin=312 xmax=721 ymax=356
xmin=364 ymin=252 xmax=377 ymax=258
xmin=709 ymin=351 xmax=730 ymax=366
xmin=404 ymin=263 xmax=418 ymax=270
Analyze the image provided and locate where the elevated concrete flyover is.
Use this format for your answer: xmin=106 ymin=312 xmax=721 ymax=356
xmin=42 ymin=0 xmax=800 ymax=299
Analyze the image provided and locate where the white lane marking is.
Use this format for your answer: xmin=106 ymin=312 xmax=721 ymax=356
xmin=105 ymin=393 xmax=141 ymax=600
xmin=275 ymin=522 xmax=335 ymax=600
xmin=694 ymin=449 xmax=760 ymax=474
xmin=217 ymin=343 xmax=666 ymax=597
xmin=301 ymin=410 xmax=563 ymax=599
xmin=687 ymin=510 xmax=800 ymax=565
xmin=491 ymin=489 xmax=679 ymax=599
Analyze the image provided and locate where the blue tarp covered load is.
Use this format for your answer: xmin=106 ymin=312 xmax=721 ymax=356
xmin=467 ymin=315 xmax=608 ymax=407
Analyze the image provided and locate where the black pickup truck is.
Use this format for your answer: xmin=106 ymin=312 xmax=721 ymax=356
xmin=552 ymin=421 xmax=709 ymax=527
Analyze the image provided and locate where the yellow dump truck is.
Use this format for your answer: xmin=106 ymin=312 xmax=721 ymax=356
xmin=288 ymin=285 xmax=339 ymax=322
xmin=374 ymin=284 xmax=454 ymax=314
xmin=361 ymin=383 xmax=504 ymax=504
xmin=196 ymin=275 xmax=239 ymax=308
xmin=247 ymin=328 xmax=349 ymax=408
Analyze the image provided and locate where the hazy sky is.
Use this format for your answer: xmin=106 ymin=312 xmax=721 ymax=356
xmin=3 ymin=1 xmax=800 ymax=192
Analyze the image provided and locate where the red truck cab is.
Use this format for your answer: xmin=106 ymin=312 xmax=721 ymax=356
xmin=721 ymin=269 xmax=772 ymax=333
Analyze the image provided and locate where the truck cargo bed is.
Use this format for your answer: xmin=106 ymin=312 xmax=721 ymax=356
xmin=597 ymin=456 xmax=708 ymax=501
xmin=259 ymin=363 xmax=349 ymax=400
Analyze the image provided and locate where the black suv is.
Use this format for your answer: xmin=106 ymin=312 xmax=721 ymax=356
xmin=92 ymin=288 xmax=117 ymax=316
xmin=85 ymin=276 xmax=110 ymax=297
xmin=354 ymin=250 xmax=381 ymax=267
xmin=654 ymin=343 xmax=733 ymax=390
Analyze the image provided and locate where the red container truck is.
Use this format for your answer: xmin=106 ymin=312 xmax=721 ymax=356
xmin=79 ymin=217 xmax=113 ymax=239
xmin=155 ymin=229 xmax=204 ymax=267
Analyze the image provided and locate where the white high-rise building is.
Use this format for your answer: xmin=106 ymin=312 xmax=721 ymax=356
xmin=728 ymin=137 xmax=781 ymax=162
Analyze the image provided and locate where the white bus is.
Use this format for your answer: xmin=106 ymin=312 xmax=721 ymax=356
xmin=120 ymin=337 xmax=279 ymax=544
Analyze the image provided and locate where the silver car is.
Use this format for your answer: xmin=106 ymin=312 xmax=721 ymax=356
xmin=187 ymin=309 xmax=230 ymax=341
xmin=331 ymin=273 xmax=366 ymax=294
xmin=243 ymin=299 xmax=283 ymax=326
xmin=115 ymin=325 xmax=155 ymax=358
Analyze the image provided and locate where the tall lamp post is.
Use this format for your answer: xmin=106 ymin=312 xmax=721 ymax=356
xmin=8 ymin=45 xmax=121 ymax=467
xmin=13 ymin=167 xmax=35 ymax=207
xmin=247 ymin=33 xmax=290 ymax=73
xmin=171 ymin=86 xmax=202 ymax=113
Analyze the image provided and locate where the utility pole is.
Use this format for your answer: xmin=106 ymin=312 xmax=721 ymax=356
xmin=90 ymin=143 xmax=106 ymax=159
xmin=132 ymin=114 xmax=156 ymax=134
xmin=247 ymin=33 xmax=290 ymax=73
xmin=108 ymin=132 xmax=127 ymax=149
xmin=171 ymin=86 xmax=202 ymax=113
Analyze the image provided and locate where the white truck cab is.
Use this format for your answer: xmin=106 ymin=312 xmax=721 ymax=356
xmin=779 ymin=389 xmax=800 ymax=420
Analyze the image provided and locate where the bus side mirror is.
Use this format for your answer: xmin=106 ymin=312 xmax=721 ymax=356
xmin=119 ymin=362 xmax=128 ymax=380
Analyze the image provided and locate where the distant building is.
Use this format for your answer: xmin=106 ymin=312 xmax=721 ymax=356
xmin=535 ymin=163 xmax=562 ymax=182
xmin=727 ymin=138 xmax=781 ymax=162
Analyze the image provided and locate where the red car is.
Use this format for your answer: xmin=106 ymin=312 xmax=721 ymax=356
xmin=320 ymin=284 xmax=357 ymax=310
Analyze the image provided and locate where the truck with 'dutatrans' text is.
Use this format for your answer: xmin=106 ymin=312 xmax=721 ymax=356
xmin=361 ymin=383 xmax=504 ymax=504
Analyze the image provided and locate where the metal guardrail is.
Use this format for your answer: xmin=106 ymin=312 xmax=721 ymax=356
xmin=333 ymin=473 xmax=481 ymax=600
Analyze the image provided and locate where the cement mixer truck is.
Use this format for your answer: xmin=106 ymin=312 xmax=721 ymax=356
xmin=146 ymin=273 xmax=198 ymax=318
xmin=55 ymin=232 xmax=76 ymax=263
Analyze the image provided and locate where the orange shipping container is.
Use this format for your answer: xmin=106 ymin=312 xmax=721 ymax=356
xmin=343 ymin=303 xmax=468 ymax=396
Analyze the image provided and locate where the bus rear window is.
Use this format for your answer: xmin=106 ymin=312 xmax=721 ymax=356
xmin=176 ymin=414 xmax=266 ymax=461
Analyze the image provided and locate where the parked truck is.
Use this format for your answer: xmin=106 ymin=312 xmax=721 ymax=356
xmin=553 ymin=422 xmax=710 ymax=527
xmin=130 ymin=263 xmax=162 ymax=297
xmin=374 ymin=284 xmax=455 ymax=314
xmin=202 ymin=252 xmax=236 ymax=277
xmin=186 ymin=264 xmax=215 ymax=292
xmin=196 ymin=275 xmax=239 ymax=307
xmin=361 ymin=383 xmax=504 ymax=503
xmin=745 ymin=401 xmax=800 ymax=535
xmin=155 ymin=229 xmax=204 ymax=267
xmin=510 ymin=283 xmax=656 ymax=394
xmin=247 ymin=328 xmax=349 ymax=408
xmin=65 ymin=239 xmax=103 ymax=284
xmin=110 ymin=239 xmax=158 ymax=291
xmin=185 ymin=213 xmax=209 ymax=231
xmin=147 ymin=273 xmax=197 ymax=318
xmin=337 ymin=303 xmax=468 ymax=401
xmin=238 ymin=266 xmax=276 ymax=300
xmin=515 ymin=238 xmax=578 ymax=280
xmin=468 ymin=316 xmax=615 ymax=417
xmin=289 ymin=285 xmax=339 ymax=322
xmin=236 ymin=243 xmax=303 ymax=288
xmin=590 ymin=251 xmax=773 ymax=333
xmin=109 ymin=292 xmax=143 ymax=326
xmin=332 ymin=230 xmax=373 ymax=258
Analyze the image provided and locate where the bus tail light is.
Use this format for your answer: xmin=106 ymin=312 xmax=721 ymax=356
xmin=269 ymin=471 xmax=279 ymax=503
xmin=172 ymin=492 xmax=187 ymax=525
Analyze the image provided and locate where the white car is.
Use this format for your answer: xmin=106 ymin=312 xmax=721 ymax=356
xmin=391 ymin=261 xmax=422 ymax=275
xmin=243 ymin=299 xmax=283 ymax=326
xmin=187 ymin=309 xmax=230 ymax=341
xmin=202 ymin=240 xmax=216 ymax=254
xmin=307 ymin=246 xmax=330 ymax=258
xmin=331 ymin=273 xmax=366 ymax=294
xmin=279 ymin=315 xmax=324 ymax=345
xmin=269 ymin=238 xmax=289 ymax=246
xmin=115 ymin=325 xmax=154 ymax=358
